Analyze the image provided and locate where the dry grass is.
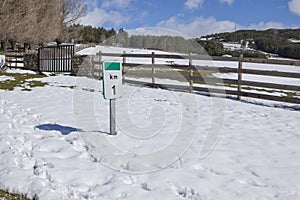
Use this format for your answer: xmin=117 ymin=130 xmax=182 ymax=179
xmin=0 ymin=189 xmax=30 ymax=200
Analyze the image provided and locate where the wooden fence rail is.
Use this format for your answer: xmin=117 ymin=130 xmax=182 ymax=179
xmin=5 ymin=51 xmax=24 ymax=68
xmin=91 ymin=51 xmax=300 ymax=104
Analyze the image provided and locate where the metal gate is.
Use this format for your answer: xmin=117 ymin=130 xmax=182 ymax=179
xmin=38 ymin=45 xmax=74 ymax=72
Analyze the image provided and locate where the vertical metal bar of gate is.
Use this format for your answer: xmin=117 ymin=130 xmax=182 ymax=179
xmin=68 ymin=45 xmax=70 ymax=71
xmin=58 ymin=46 xmax=60 ymax=72
xmin=72 ymin=45 xmax=74 ymax=71
xmin=67 ymin=46 xmax=69 ymax=71
xmin=48 ymin=48 xmax=51 ymax=71
xmin=61 ymin=47 xmax=63 ymax=71
xmin=71 ymin=45 xmax=73 ymax=71
xmin=54 ymin=47 xmax=56 ymax=72
xmin=63 ymin=46 xmax=69 ymax=71
xmin=49 ymin=48 xmax=51 ymax=71
xmin=65 ymin=46 xmax=67 ymax=71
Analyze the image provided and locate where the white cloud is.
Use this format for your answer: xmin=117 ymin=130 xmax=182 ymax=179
xmin=157 ymin=16 xmax=286 ymax=37
xmin=242 ymin=21 xmax=285 ymax=30
xmin=102 ymin=0 xmax=133 ymax=8
xmin=185 ymin=0 xmax=204 ymax=9
xmin=157 ymin=16 xmax=236 ymax=37
xmin=219 ymin=0 xmax=234 ymax=5
xmin=288 ymin=0 xmax=300 ymax=16
xmin=80 ymin=0 xmax=133 ymax=27
xmin=79 ymin=8 xmax=129 ymax=27
xmin=185 ymin=0 xmax=234 ymax=9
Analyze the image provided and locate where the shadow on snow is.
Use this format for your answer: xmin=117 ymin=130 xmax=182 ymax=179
xmin=35 ymin=123 xmax=110 ymax=135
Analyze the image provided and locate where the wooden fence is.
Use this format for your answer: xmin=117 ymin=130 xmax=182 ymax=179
xmin=5 ymin=50 xmax=24 ymax=68
xmin=86 ymin=51 xmax=300 ymax=104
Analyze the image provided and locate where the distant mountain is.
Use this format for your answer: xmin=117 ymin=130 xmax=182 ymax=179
xmin=202 ymin=29 xmax=300 ymax=43
xmin=199 ymin=29 xmax=300 ymax=59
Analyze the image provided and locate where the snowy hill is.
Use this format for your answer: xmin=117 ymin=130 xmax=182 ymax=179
xmin=0 ymin=66 xmax=300 ymax=199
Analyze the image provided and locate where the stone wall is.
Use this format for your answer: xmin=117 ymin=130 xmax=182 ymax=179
xmin=71 ymin=54 xmax=101 ymax=79
xmin=72 ymin=54 xmax=88 ymax=76
xmin=23 ymin=52 xmax=39 ymax=71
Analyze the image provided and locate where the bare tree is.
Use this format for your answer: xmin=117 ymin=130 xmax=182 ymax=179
xmin=0 ymin=0 xmax=87 ymax=49
xmin=62 ymin=0 xmax=87 ymax=26
xmin=31 ymin=0 xmax=63 ymax=45
xmin=59 ymin=0 xmax=87 ymax=43
xmin=0 ymin=0 xmax=22 ymax=49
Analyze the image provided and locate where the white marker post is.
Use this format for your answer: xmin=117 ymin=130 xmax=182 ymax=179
xmin=103 ymin=62 xmax=122 ymax=135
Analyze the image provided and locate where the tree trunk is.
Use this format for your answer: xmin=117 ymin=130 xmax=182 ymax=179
xmin=10 ymin=41 xmax=16 ymax=50
xmin=24 ymin=43 xmax=31 ymax=52
xmin=1 ymin=41 xmax=7 ymax=52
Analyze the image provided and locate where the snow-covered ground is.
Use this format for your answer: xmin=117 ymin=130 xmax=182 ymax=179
xmin=0 ymin=75 xmax=14 ymax=82
xmin=78 ymin=45 xmax=300 ymax=72
xmin=289 ymin=38 xmax=300 ymax=43
xmin=222 ymin=43 xmax=243 ymax=51
xmin=0 ymin=69 xmax=300 ymax=199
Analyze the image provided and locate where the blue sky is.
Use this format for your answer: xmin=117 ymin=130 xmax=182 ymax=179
xmin=80 ymin=0 xmax=300 ymax=37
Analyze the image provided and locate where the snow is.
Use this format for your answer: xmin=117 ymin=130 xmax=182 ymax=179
xmin=0 ymin=45 xmax=299 ymax=199
xmin=0 ymin=69 xmax=300 ymax=199
xmin=213 ymin=72 xmax=300 ymax=86
xmin=77 ymin=45 xmax=173 ymax=56
xmin=289 ymin=38 xmax=300 ymax=43
xmin=4 ymin=68 xmax=38 ymax=75
xmin=78 ymin=45 xmax=300 ymax=72
xmin=0 ymin=75 xmax=14 ymax=81
xmin=0 ymin=55 xmax=5 ymax=68
xmin=222 ymin=43 xmax=242 ymax=51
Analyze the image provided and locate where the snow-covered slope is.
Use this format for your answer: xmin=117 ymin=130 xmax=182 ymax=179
xmin=77 ymin=45 xmax=174 ymax=57
xmin=0 ymin=71 xmax=300 ymax=199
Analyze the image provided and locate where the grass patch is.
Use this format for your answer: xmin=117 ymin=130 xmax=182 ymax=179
xmin=284 ymin=92 xmax=298 ymax=98
xmin=0 ymin=71 xmax=47 ymax=91
xmin=0 ymin=189 xmax=30 ymax=200
xmin=242 ymin=86 xmax=277 ymax=93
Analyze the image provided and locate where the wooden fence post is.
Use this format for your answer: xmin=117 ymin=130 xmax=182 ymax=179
xmin=99 ymin=51 xmax=102 ymax=79
xmin=237 ymin=54 xmax=243 ymax=100
xmin=123 ymin=51 xmax=126 ymax=84
xmin=91 ymin=56 xmax=95 ymax=78
xmin=189 ymin=53 xmax=193 ymax=93
xmin=152 ymin=52 xmax=155 ymax=84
